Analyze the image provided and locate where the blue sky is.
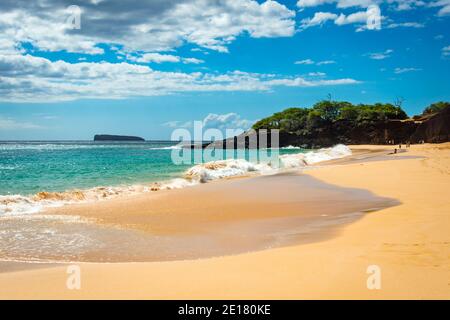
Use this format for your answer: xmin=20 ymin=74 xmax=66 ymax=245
xmin=0 ymin=0 xmax=449 ymax=140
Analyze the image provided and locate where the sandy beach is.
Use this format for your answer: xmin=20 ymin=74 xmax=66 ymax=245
xmin=0 ymin=143 xmax=449 ymax=299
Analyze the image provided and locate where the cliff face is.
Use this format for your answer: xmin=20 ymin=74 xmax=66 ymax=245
xmin=207 ymin=106 xmax=449 ymax=149
xmin=94 ymin=134 xmax=145 ymax=141
xmin=410 ymin=106 xmax=450 ymax=143
xmin=207 ymin=121 xmax=421 ymax=149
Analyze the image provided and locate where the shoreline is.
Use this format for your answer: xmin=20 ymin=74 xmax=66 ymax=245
xmin=0 ymin=144 xmax=353 ymax=216
xmin=0 ymin=143 xmax=449 ymax=299
xmin=0 ymin=145 xmax=395 ymax=265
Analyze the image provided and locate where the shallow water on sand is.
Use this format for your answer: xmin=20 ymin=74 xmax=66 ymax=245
xmin=0 ymin=175 xmax=399 ymax=264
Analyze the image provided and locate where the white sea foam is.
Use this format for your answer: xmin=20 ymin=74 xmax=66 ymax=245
xmin=0 ymin=144 xmax=99 ymax=151
xmin=0 ymin=165 xmax=17 ymax=170
xmin=281 ymin=145 xmax=302 ymax=150
xmin=279 ymin=144 xmax=352 ymax=167
xmin=184 ymin=144 xmax=351 ymax=183
xmin=304 ymin=144 xmax=352 ymax=164
xmin=0 ymin=145 xmax=351 ymax=216
xmin=148 ymin=145 xmax=182 ymax=150
xmin=0 ymin=195 xmax=60 ymax=216
xmin=0 ymin=143 xmax=172 ymax=151
xmin=184 ymin=159 xmax=273 ymax=183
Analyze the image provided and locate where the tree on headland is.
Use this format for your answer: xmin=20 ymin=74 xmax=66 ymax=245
xmin=423 ymin=102 xmax=450 ymax=115
xmin=250 ymin=100 xmax=448 ymax=147
xmin=252 ymin=100 xmax=408 ymax=133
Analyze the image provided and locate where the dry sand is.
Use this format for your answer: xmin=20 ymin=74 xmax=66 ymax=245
xmin=0 ymin=143 xmax=449 ymax=299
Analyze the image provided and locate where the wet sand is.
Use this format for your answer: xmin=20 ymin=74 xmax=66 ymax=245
xmin=0 ymin=173 xmax=397 ymax=264
xmin=0 ymin=143 xmax=449 ymax=299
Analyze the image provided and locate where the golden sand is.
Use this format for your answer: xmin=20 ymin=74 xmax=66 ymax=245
xmin=0 ymin=143 xmax=449 ymax=299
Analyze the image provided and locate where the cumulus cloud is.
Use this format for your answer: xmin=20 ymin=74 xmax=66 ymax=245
xmin=386 ymin=0 xmax=426 ymax=11
xmin=297 ymin=1 xmax=448 ymax=28
xmin=297 ymin=0 xmax=442 ymax=11
xmin=297 ymin=0 xmax=375 ymax=9
xmin=429 ymin=0 xmax=450 ymax=16
xmin=388 ymin=0 xmax=449 ymax=15
xmin=301 ymin=12 xmax=339 ymax=28
xmin=128 ymin=53 xmax=203 ymax=64
xmin=203 ymin=113 xmax=253 ymax=131
xmin=300 ymin=10 xmax=371 ymax=29
xmin=367 ymin=49 xmax=393 ymax=59
xmin=394 ymin=67 xmax=421 ymax=74
xmin=182 ymin=57 xmax=204 ymax=64
xmin=163 ymin=113 xmax=254 ymax=137
xmin=0 ymin=0 xmax=296 ymax=55
xmin=130 ymin=53 xmax=181 ymax=64
xmin=334 ymin=11 xmax=368 ymax=25
xmin=0 ymin=54 xmax=360 ymax=102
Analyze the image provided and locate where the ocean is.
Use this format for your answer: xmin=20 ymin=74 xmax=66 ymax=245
xmin=0 ymin=141 xmax=355 ymax=263
xmin=0 ymin=141 xmax=352 ymax=216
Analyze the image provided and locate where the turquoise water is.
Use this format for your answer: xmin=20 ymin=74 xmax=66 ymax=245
xmin=0 ymin=141 xmax=302 ymax=196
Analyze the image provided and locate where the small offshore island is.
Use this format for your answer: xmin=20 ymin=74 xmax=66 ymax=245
xmin=94 ymin=134 xmax=145 ymax=142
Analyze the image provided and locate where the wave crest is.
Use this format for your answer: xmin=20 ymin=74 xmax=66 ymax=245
xmin=0 ymin=145 xmax=351 ymax=216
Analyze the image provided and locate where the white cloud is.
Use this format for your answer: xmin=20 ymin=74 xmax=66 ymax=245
xmin=131 ymin=53 xmax=181 ymax=64
xmin=118 ymin=53 xmax=204 ymax=64
xmin=163 ymin=113 xmax=254 ymax=136
xmin=0 ymin=0 xmax=296 ymax=56
xmin=308 ymin=72 xmax=326 ymax=76
xmin=162 ymin=120 xmax=192 ymax=128
xmin=387 ymin=0 xmax=450 ymax=15
xmin=301 ymin=12 xmax=339 ymax=28
xmin=301 ymin=10 xmax=371 ymax=30
xmin=442 ymin=45 xmax=450 ymax=56
xmin=297 ymin=0 xmax=333 ymax=7
xmin=334 ymin=11 xmax=368 ymax=25
xmin=386 ymin=22 xmax=424 ymax=28
xmin=316 ymin=60 xmax=336 ymax=65
xmin=267 ymin=77 xmax=360 ymax=86
xmin=297 ymin=0 xmax=445 ymax=11
xmin=367 ymin=49 xmax=393 ymax=59
xmin=295 ymin=59 xmax=315 ymax=65
xmin=182 ymin=57 xmax=204 ymax=64
xmin=0 ymin=117 xmax=42 ymax=130
xmin=429 ymin=0 xmax=450 ymax=16
xmin=0 ymin=54 xmax=360 ymax=102
xmin=297 ymin=1 xmax=445 ymax=31
xmin=387 ymin=0 xmax=426 ymax=11
xmin=394 ymin=67 xmax=421 ymax=74
xmin=297 ymin=0 xmax=375 ymax=8
xmin=203 ymin=113 xmax=253 ymax=131
xmin=295 ymin=59 xmax=337 ymax=65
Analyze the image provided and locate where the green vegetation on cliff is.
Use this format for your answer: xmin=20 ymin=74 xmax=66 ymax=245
xmin=422 ymin=102 xmax=450 ymax=115
xmin=252 ymin=100 xmax=408 ymax=134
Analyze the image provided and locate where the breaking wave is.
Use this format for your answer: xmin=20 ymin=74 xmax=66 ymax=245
xmin=0 ymin=145 xmax=351 ymax=216
xmin=184 ymin=159 xmax=274 ymax=183
xmin=281 ymin=145 xmax=302 ymax=150
xmin=148 ymin=145 xmax=182 ymax=150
